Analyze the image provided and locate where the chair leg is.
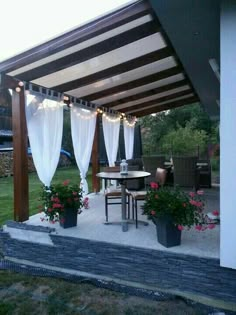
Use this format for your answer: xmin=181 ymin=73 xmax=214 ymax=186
xmin=132 ymin=197 xmax=135 ymax=219
xmin=135 ymin=199 xmax=138 ymax=228
xmin=105 ymin=196 xmax=108 ymax=222
xmin=127 ymin=195 xmax=130 ymax=219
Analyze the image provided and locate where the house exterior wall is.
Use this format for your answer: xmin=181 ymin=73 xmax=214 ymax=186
xmin=220 ymin=0 xmax=236 ymax=269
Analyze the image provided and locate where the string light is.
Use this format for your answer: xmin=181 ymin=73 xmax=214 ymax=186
xmin=24 ymin=82 xmax=136 ymax=122
xmin=123 ymin=116 xmax=137 ymax=127
xmin=73 ymin=107 xmax=97 ymax=120
xmin=102 ymin=112 xmax=120 ymax=122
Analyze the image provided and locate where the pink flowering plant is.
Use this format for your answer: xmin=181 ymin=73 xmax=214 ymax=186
xmin=143 ymin=182 xmax=217 ymax=231
xmin=39 ymin=180 xmax=88 ymax=223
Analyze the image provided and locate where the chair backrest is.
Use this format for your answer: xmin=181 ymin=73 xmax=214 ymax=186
xmin=102 ymin=166 xmax=120 ymax=190
xmin=103 ymin=166 xmax=120 ymax=172
xmin=142 ymin=155 xmax=166 ymax=186
xmin=173 ymin=156 xmax=198 ymax=187
xmin=197 ymin=159 xmax=211 ymax=171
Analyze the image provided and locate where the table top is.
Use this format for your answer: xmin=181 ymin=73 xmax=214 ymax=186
xmin=96 ymin=171 xmax=150 ymax=180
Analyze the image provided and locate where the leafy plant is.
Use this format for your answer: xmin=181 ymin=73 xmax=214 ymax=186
xmin=38 ymin=180 xmax=85 ymax=224
xmin=143 ymin=182 xmax=217 ymax=230
xmin=160 ymin=124 xmax=208 ymax=156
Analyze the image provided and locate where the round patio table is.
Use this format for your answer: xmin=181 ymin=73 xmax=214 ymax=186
xmin=96 ymin=171 xmax=150 ymax=232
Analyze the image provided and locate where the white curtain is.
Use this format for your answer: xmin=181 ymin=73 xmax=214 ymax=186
xmin=123 ymin=119 xmax=135 ymax=160
xmin=102 ymin=113 xmax=120 ymax=166
xmin=25 ymin=90 xmax=64 ymax=187
xmin=71 ymin=106 xmax=97 ymax=195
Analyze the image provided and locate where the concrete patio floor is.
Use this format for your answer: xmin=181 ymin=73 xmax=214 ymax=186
xmin=24 ymin=186 xmax=220 ymax=259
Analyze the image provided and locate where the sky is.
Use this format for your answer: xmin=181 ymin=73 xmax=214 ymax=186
xmin=0 ymin=0 xmax=131 ymax=62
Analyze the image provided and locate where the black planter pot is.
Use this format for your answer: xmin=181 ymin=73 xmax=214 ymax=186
xmin=60 ymin=208 xmax=78 ymax=229
xmin=153 ymin=216 xmax=181 ymax=248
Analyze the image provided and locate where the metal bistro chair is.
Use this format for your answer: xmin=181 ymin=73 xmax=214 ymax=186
xmin=103 ymin=166 xmax=131 ymax=223
xmin=130 ymin=167 xmax=167 ymax=228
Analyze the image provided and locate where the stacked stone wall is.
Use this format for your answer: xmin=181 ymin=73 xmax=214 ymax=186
xmin=0 ymin=152 xmax=72 ymax=177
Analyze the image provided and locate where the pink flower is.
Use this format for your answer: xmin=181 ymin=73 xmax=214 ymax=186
xmin=190 ymin=199 xmax=197 ymax=206
xmin=72 ymin=191 xmax=77 ymax=196
xmin=197 ymin=190 xmax=204 ymax=195
xmin=151 ymin=210 xmax=156 ymax=215
xmin=52 ymin=197 xmax=60 ymax=203
xmin=53 ymin=203 xmax=62 ymax=208
xmin=196 ymin=201 xmax=203 ymax=208
xmin=189 ymin=192 xmax=195 ymax=198
xmin=178 ymin=225 xmax=184 ymax=231
xmin=212 ymin=210 xmax=219 ymax=216
xmin=63 ymin=180 xmax=70 ymax=186
xmin=150 ymin=182 xmax=159 ymax=189
xmin=208 ymin=224 xmax=215 ymax=229
xmin=195 ymin=225 xmax=203 ymax=231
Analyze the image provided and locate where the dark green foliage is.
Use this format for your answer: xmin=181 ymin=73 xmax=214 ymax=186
xmin=139 ymin=103 xmax=219 ymax=157
xmin=62 ymin=109 xmax=74 ymax=161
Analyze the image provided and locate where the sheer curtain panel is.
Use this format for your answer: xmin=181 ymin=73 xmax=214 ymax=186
xmin=71 ymin=106 xmax=97 ymax=195
xmin=102 ymin=113 xmax=120 ymax=166
xmin=123 ymin=119 xmax=135 ymax=160
xmin=25 ymin=90 xmax=64 ymax=187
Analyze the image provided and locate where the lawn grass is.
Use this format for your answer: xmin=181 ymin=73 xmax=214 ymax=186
xmin=0 ymin=270 xmax=204 ymax=315
xmin=0 ymin=166 xmax=92 ymax=226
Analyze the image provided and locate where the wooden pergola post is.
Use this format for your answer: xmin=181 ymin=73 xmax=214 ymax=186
xmin=12 ymin=87 xmax=29 ymax=221
xmin=91 ymin=114 xmax=100 ymax=192
xmin=0 ymin=74 xmax=29 ymax=221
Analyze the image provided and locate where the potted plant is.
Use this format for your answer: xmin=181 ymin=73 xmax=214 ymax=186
xmin=143 ymin=182 xmax=217 ymax=247
xmin=39 ymin=180 xmax=87 ymax=228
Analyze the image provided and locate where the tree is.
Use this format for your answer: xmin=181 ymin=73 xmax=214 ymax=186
xmin=62 ymin=110 xmax=74 ymax=161
xmin=139 ymin=103 xmax=217 ymax=155
xmin=160 ymin=124 xmax=208 ymax=156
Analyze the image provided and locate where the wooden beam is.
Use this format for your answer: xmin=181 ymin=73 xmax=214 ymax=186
xmin=83 ymin=66 xmax=182 ymax=101
xmin=12 ymin=87 xmax=29 ymax=221
xmin=17 ymin=21 xmax=160 ymax=82
xmin=91 ymin=115 xmax=100 ymax=193
xmin=122 ymin=89 xmax=193 ymax=113
xmin=103 ymin=79 xmax=188 ymax=108
xmin=52 ymin=47 xmax=172 ymax=92
xmin=131 ymin=96 xmax=199 ymax=117
xmin=0 ymin=0 xmax=152 ymax=73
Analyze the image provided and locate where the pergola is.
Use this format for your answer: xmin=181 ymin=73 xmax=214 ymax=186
xmin=1 ymin=0 xmax=235 ymax=270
